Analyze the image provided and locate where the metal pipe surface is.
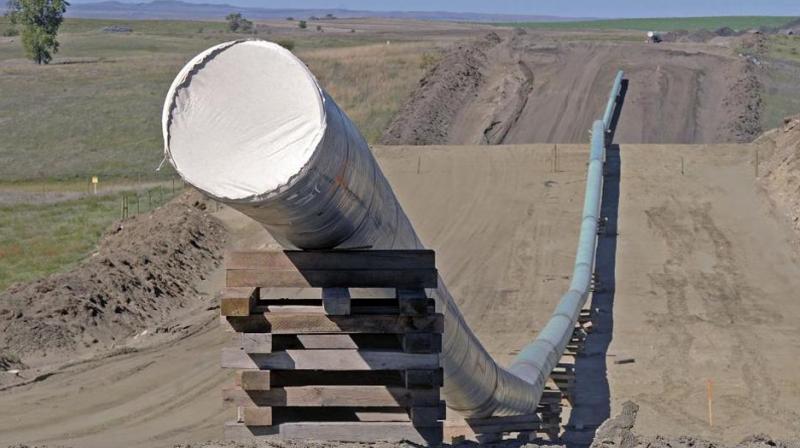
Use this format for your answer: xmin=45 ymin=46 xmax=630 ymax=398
xmin=162 ymin=40 xmax=622 ymax=418
xmin=508 ymin=70 xmax=623 ymax=407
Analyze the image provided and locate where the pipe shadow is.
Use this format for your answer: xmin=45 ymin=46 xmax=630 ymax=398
xmin=561 ymin=80 xmax=626 ymax=447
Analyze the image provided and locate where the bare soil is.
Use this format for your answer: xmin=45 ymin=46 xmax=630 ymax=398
xmin=0 ymin=191 xmax=225 ymax=372
xmin=757 ymin=114 xmax=800 ymax=238
xmin=2 ymin=144 xmax=799 ymax=446
xmin=383 ymin=32 xmax=763 ymax=145
xmin=2 ymin=25 xmax=799 ymax=448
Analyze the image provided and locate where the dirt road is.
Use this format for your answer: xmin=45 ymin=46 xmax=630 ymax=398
xmin=383 ymin=33 xmax=760 ymax=145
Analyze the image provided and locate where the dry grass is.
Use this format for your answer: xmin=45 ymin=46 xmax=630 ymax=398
xmin=0 ymin=18 xmax=437 ymax=182
xmin=300 ymin=42 xmax=440 ymax=143
xmin=0 ymin=19 xmax=440 ymax=292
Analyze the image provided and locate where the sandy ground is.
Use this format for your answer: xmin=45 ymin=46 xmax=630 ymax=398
xmin=607 ymin=144 xmax=800 ymax=441
xmin=2 ymin=143 xmax=799 ymax=446
xmin=2 ymin=23 xmax=799 ymax=448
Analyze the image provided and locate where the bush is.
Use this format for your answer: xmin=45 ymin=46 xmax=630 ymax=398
xmin=2 ymin=27 xmax=20 ymax=36
xmin=275 ymin=39 xmax=295 ymax=51
xmin=298 ymin=20 xmax=307 ymax=29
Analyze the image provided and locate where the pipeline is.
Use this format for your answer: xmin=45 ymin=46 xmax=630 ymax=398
xmin=507 ymin=70 xmax=624 ymax=406
xmin=162 ymin=39 xmax=623 ymax=418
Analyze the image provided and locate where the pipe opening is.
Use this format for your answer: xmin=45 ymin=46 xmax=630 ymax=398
xmin=164 ymin=40 xmax=326 ymax=200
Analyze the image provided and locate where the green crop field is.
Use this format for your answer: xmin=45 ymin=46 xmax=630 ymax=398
xmin=505 ymin=16 xmax=798 ymax=32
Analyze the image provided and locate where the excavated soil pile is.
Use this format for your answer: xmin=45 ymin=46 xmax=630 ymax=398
xmin=379 ymin=32 xmax=501 ymax=145
xmin=720 ymin=61 xmax=763 ymax=142
xmin=0 ymin=191 xmax=225 ymax=367
xmin=759 ymin=115 xmax=800 ymax=235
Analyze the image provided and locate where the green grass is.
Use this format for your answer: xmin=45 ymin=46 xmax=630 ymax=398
xmin=767 ymin=34 xmax=800 ymax=63
xmin=0 ymin=17 xmax=435 ymax=292
xmin=504 ymin=16 xmax=798 ymax=32
xmin=0 ymin=17 xmax=421 ymax=182
xmin=761 ymin=35 xmax=800 ymax=130
xmin=0 ymin=189 xmax=175 ymax=291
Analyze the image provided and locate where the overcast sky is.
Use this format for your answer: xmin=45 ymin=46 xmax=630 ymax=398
xmin=69 ymin=0 xmax=800 ymax=18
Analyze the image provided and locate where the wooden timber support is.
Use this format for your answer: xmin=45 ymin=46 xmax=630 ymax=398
xmin=445 ymin=388 xmax=562 ymax=443
xmin=220 ymin=249 xmax=444 ymax=445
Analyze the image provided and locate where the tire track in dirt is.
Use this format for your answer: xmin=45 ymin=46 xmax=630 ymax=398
xmin=383 ymin=33 xmax=759 ymax=145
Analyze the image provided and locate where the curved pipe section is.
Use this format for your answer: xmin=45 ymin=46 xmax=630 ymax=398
xmin=161 ymin=40 xmax=623 ymax=418
xmin=507 ymin=70 xmax=624 ymax=407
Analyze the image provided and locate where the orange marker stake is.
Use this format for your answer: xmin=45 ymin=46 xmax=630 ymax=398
xmin=706 ymin=379 xmax=714 ymax=427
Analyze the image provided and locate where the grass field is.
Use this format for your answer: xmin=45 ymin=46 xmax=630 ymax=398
xmin=0 ymin=188 xmax=178 ymax=291
xmin=0 ymin=17 xmax=436 ymax=182
xmin=762 ymin=35 xmax=800 ymax=130
xmin=768 ymin=34 xmax=800 ymax=63
xmin=505 ymin=16 xmax=798 ymax=32
xmin=0 ymin=16 xmax=438 ymax=291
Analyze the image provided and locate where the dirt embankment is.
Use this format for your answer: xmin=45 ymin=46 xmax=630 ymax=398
xmin=379 ymin=32 xmax=502 ymax=145
xmin=383 ymin=31 xmax=764 ymax=145
xmin=0 ymin=191 xmax=225 ymax=368
xmin=758 ymin=114 xmax=800 ymax=237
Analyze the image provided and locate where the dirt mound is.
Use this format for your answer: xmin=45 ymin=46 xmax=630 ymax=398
xmin=661 ymin=29 xmax=716 ymax=43
xmin=720 ymin=59 xmax=763 ymax=142
xmin=379 ymin=32 xmax=502 ymax=145
xmin=0 ymin=191 xmax=225 ymax=367
xmin=759 ymin=115 xmax=800 ymax=236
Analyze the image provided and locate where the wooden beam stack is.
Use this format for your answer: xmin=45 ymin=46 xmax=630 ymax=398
xmin=220 ymin=249 xmax=445 ymax=445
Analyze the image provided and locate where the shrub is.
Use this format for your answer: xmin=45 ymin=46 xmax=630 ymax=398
xmin=298 ymin=20 xmax=307 ymax=29
xmin=275 ymin=39 xmax=295 ymax=51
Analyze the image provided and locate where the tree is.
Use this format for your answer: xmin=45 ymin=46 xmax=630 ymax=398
xmin=225 ymin=12 xmax=242 ymax=32
xmin=239 ymin=17 xmax=253 ymax=33
xmin=226 ymin=12 xmax=253 ymax=34
xmin=7 ymin=0 xmax=69 ymax=64
xmin=298 ymin=20 xmax=307 ymax=29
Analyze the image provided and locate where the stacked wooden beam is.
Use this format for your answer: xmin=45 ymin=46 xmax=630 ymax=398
xmin=220 ymin=250 xmax=445 ymax=445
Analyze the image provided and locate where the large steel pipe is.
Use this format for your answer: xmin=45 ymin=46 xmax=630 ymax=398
xmin=162 ymin=39 xmax=623 ymax=418
xmin=162 ymin=40 xmax=540 ymax=417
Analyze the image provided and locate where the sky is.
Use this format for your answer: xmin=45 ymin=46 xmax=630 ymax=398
xmin=69 ymin=0 xmax=800 ymax=18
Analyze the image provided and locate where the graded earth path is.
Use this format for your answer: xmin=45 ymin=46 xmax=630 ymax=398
xmin=608 ymin=144 xmax=800 ymax=441
xmin=2 ymin=144 xmax=799 ymax=446
xmin=383 ymin=33 xmax=760 ymax=146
